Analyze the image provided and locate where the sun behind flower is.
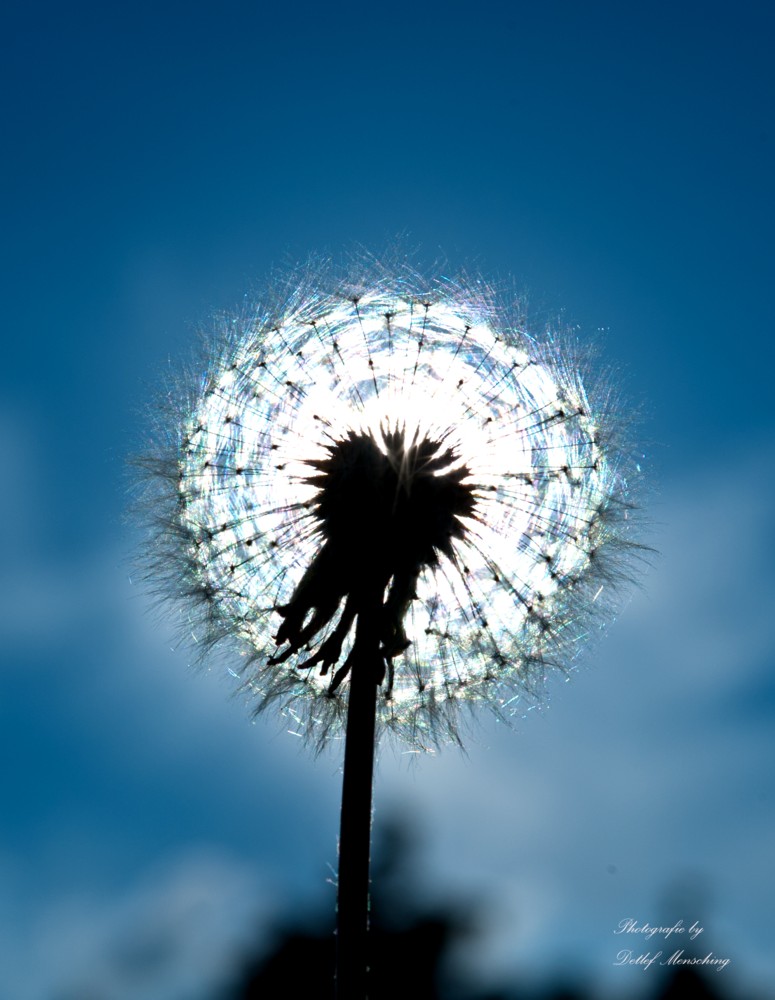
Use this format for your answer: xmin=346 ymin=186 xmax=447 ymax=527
xmin=140 ymin=261 xmax=642 ymax=749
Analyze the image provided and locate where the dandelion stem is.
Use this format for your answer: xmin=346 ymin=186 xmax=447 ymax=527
xmin=336 ymin=599 xmax=382 ymax=1000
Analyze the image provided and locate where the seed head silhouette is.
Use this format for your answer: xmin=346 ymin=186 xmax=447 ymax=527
xmin=141 ymin=260 xmax=642 ymax=751
xmin=139 ymin=257 xmax=645 ymax=999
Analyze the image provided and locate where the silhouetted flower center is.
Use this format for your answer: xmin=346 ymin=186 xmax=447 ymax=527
xmin=313 ymin=430 xmax=477 ymax=574
xmin=271 ymin=428 xmax=478 ymax=693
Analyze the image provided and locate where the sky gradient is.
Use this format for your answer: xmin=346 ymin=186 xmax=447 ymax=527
xmin=2 ymin=2 xmax=774 ymax=998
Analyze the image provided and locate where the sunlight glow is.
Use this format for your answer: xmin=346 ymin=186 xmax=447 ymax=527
xmin=169 ymin=276 xmax=635 ymax=745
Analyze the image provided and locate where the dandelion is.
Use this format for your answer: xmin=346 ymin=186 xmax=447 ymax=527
xmin=138 ymin=258 xmax=643 ymax=999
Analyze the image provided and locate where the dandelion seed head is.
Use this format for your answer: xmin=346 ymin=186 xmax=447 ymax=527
xmin=141 ymin=261 xmax=643 ymax=749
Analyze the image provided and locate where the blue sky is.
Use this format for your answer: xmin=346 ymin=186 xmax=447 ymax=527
xmin=1 ymin=2 xmax=774 ymax=998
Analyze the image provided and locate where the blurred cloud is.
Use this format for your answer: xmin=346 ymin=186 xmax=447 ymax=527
xmin=0 ymin=847 xmax=269 ymax=1000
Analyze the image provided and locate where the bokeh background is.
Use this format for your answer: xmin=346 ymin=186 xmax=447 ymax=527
xmin=2 ymin=2 xmax=774 ymax=998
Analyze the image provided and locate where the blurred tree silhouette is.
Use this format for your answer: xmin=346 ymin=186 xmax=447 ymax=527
xmin=226 ymin=818 xmax=749 ymax=1000
xmin=656 ymin=966 xmax=725 ymax=999
xmin=229 ymin=818 xmax=474 ymax=999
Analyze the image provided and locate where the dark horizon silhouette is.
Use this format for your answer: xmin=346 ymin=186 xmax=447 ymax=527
xmin=227 ymin=819 xmax=751 ymax=1000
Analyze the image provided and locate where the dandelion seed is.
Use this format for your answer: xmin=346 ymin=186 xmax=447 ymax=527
xmin=142 ymin=260 xmax=641 ymax=749
xmin=138 ymin=258 xmax=645 ymax=1000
